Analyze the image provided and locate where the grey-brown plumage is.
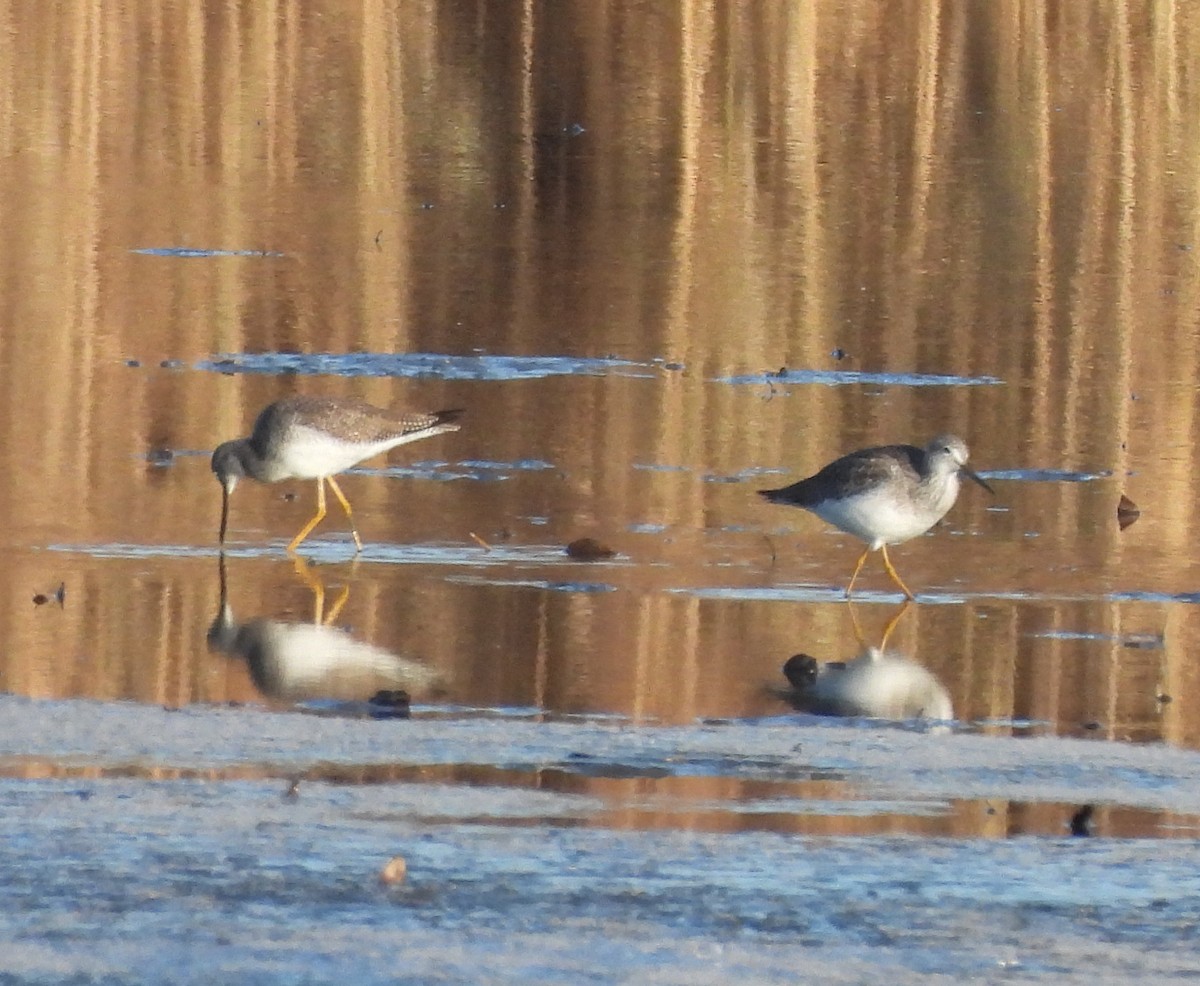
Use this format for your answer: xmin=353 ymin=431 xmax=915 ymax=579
xmin=212 ymin=396 xmax=462 ymax=552
xmin=759 ymin=435 xmax=993 ymax=599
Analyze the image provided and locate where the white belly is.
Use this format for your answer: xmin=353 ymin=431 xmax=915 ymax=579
xmin=273 ymin=426 xmax=406 ymax=480
xmin=809 ymin=480 xmax=958 ymax=548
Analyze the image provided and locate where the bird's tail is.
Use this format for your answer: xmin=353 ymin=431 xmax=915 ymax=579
xmin=758 ymin=487 xmax=788 ymax=504
xmin=388 ymin=407 xmax=465 ymax=443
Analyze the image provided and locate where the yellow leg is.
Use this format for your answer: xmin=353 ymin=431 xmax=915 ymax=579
xmin=324 ymin=584 xmax=351 ymax=625
xmin=878 ymin=600 xmax=912 ymax=652
xmin=291 ymin=556 xmax=325 ymax=620
xmin=879 ymin=544 xmax=916 ymax=601
xmin=325 ymin=476 xmax=364 ymax=553
xmin=287 ymin=479 xmax=328 ymax=553
xmin=847 ymin=598 xmax=867 ymax=647
xmin=845 ymin=547 xmax=871 ymax=599
xmin=291 ymin=555 xmax=351 ymax=624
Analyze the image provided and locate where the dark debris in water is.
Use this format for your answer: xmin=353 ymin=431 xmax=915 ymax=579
xmin=32 ymin=582 xmax=66 ymax=607
xmin=565 ymin=538 xmax=616 ymax=561
xmin=1117 ymin=494 xmax=1141 ymax=530
xmin=369 ymin=690 xmax=412 ymax=719
xmin=290 ymin=690 xmax=413 ymax=721
xmin=1070 ymin=804 xmax=1094 ymax=837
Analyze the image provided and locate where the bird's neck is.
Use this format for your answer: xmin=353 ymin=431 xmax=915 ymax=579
xmin=919 ymin=469 xmax=960 ymax=510
xmin=235 ymin=438 xmax=286 ymax=482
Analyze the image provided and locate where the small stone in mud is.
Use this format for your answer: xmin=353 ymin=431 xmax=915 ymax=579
xmin=566 ymin=537 xmax=616 ymax=561
xmin=1117 ymin=494 xmax=1140 ymax=530
xmin=147 ymin=447 xmax=174 ymax=467
xmin=1069 ymin=804 xmax=1094 ymax=837
xmin=380 ymin=855 xmax=408 ymax=885
xmin=830 ymin=347 xmax=847 ymax=361
xmin=32 ymin=582 xmax=66 ymax=607
xmin=369 ymin=690 xmax=411 ymax=719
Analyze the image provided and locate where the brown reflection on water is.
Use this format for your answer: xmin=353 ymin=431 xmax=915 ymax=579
xmin=2 ymin=757 xmax=1196 ymax=840
xmin=0 ymin=1 xmax=1199 ymax=779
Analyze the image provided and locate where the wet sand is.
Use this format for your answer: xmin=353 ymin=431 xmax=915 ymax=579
xmin=2 ymin=696 xmax=1199 ymax=984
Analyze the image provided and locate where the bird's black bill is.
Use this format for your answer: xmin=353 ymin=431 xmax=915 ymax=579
xmin=963 ymin=466 xmax=994 ymax=495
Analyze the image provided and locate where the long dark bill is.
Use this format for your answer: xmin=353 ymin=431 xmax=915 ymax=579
xmin=963 ymin=466 xmax=995 ymax=495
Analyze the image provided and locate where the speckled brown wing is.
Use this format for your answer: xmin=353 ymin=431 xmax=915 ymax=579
xmin=251 ymin=397 xmax=461 ymax=450
xmin=383 ymin=406 xmax=464 ymax=438
xmin=759 ymin=444 xmax=923 ymax=507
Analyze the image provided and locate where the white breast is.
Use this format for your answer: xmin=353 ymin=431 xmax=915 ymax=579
xmin=272 ymin=425 xmax=408 ymax=480
xmin=809 ymin=476 xmax=960 ymax=548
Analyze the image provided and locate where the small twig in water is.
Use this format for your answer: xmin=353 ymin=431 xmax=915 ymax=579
xmin=762 ymin=533 xmax=777 ymax=566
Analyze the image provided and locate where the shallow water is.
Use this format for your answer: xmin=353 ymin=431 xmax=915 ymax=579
xmin=9 ymin=772 xmax=1200 ymax=984
xmin=4 ymin=699 xmax=1200 ymax=982
xmin=3 ymin=1 xmax=1200 ymax=981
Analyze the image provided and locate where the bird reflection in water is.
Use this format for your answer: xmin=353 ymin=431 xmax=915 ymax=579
xmin=207 ymin=554 xmax=444 ymax=717
xmin=778 ymin=603 xmax=953 ymax=726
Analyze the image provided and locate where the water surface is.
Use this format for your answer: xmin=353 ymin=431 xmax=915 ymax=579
xmin=2 ymin=1 xmax=1200 ymax=981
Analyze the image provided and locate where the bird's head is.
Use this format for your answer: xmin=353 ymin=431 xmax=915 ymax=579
xmin=927 ymin=434 xmax=993 ymax=494
xmin=211 ymin=440 xmax=248 ymax=495
xmin=211 ymin=440 xmax=253 ymax=545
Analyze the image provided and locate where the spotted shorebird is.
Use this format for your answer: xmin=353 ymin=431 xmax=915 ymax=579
xmin=211 ymin=396 xmax=462 ymax=552
xmin=758 ymin=434 xmax=993 ymax=599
